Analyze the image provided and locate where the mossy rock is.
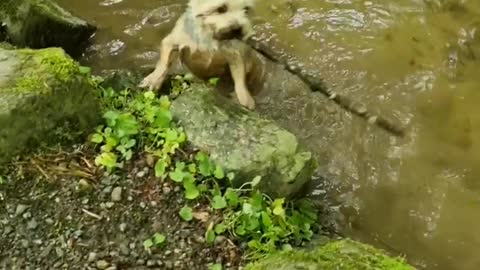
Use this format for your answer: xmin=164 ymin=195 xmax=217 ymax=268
xmin=246 ymin=239 xmax=416 ymax=270
xmin=0 ymin=47 xmax=101 ymax=164
xmin=170 ymin=85 xmax=317 ymax=199
xmin=0 ymin=0 xmax=95 ymax=56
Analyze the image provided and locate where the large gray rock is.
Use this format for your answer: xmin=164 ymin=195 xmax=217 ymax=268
xmin=0 ymin=47 xmax=101 ymax=164
xmin=171 ymin=85 xmax=317 ymax=198
xmin=0 ymin=0 xmax=95 ymax=56
xmin=246 ymin=239 xmax=415 ymax=270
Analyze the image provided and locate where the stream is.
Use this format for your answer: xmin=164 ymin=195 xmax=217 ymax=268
xmin=55 ymin=0 xmax=480 ymax=269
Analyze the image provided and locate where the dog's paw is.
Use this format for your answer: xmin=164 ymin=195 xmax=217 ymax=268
xmin=139 ymin=72 xmax=165 ymax=91
xmin=238 ymin=94 xmax=255 ymax=110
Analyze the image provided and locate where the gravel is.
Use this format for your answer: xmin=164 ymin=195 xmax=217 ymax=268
xmin=0 ymin=150 xmax=243 ymax=269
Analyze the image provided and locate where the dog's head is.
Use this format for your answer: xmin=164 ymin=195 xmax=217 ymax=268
xmin=189 ymin=0 xmax=255 ymax=41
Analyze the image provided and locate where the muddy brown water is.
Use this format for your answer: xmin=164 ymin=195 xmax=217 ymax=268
xmin=55 ymin=0 xmax=480 ymax=269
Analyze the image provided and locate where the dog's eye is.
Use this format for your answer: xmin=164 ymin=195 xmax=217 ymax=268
xmin=216 ymin=4 xmax=228 ymax=14
xmin=244 ymin=6 xmax=251 ymax=14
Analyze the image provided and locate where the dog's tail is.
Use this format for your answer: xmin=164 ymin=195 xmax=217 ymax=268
xmin=243 ymin=36 xmax=406 ymax=138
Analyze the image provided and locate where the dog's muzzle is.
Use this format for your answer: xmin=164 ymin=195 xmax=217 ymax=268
xmin=214 ymin=25 xmax=244 ymax=40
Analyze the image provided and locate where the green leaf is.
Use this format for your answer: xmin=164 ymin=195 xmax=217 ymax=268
xmin=115 ymin=113 xmax=140 ymax=137
xmin=282 ymin=244 xmax=293 ymax=251
xmin=213 ymin=165 xmax=225 ymax=179
xmin=187 ymin=163 xmax=197 ymax=174
xmin=104 ymin=110 xmax=119 ymax=126
xmin=155 ymin=159 xmax=167 ymax=177
xmin=154 ymin=109 xmax=172 ymax=129
xmin=250 ymin=192 xmax=264 ymax=212
xmin=251 ymin=175 xmax=262 ymax=187
xmin=208 ymin=77 xmax=220 ymax=86
xmin=246 ymin=216 xmax=260 ymax=231
xmin=159 ymin=96 xmax=171 ymax=109
xmin=261 ymin=212 xmax=273 ymax=227
xmin=179 ymin=206 xmax=193 ymax=221
xmin=143 ymin=239 xmax=153 ymax=250
xmin=214 ymin=223 xmax=227 ymax=234
xmin=242 ymin=203 xmax=254 ymax=215
xmin=164 ymin=128 xmax=178 ymax=142
xmin=235 ymin=225 xmax=246 ymax=236
xmin=144 ymin=91 xmax=155 ymax=100
xmin=272 ymin=198 xmax=286 ymax=217
xmin=105 ymin=136 xmax=119 ymax=149
xmin=79 ymin=66 xmax=91 ymax=75
xmin=205 ymin=228 xmax=216 ymax=244
xmin=208 ymin=263 xmax=223 ymax=270
xmin=124 ymin=149 xmax=133 ymax=161
xmin=184 ymin=182 xmax=200 ymax=200
xmin=225 ymin=188 xmax=239 ymax=208
xmin=90 ymin=133 xmax=103 ymax=144
xmin=153 ymin=233 xmax=166 ymax=245
xmin=124 ymin=138 xmax=136 ymax=148
xmin=196 ymin=152 xmax=213 ymax=177
xmin=212 ymin=195 xmax=227 ymax=210
xmin=94 ymin=152 xmax=117 ymax=169
xmin=169 ymin=169 xmax=185 ymax=183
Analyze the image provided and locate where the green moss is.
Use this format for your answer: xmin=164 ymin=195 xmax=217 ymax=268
xmin=0 ymin=42 xmax=15 ymax=49
xmin=5 ymin=48 xmax=79 ymax=94
xmin=246 ymin=239 xmax=415 ymax=270
xmin=0 ymin=47 xmax=100 ymax=164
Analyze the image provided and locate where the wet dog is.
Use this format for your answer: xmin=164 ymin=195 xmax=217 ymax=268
xmin=139 ymin=0 xmax=266 ymax=109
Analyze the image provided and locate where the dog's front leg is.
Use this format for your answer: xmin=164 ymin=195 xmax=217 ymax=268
xmin=139 ymin=37 xmax=178 ymax=91
xmin=227 ymin=53 xmax=255 ymax=110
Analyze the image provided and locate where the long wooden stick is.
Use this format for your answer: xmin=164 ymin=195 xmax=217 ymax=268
xmin=244 ymin=36 xmax=406 ymax=138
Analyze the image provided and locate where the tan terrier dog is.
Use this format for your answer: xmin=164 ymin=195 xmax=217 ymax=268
xmin=139 ymin=0 xmax=266 ymax=109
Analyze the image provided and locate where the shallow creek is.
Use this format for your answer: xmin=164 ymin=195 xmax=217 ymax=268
xmin=56 ymin=0 xmax=480 ymax=269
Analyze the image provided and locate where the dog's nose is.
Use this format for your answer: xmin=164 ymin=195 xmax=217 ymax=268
xmin=215 ymin=26 xmax=244 ymax=40
xmin=229 ymin=27 xmax=243 ymax=39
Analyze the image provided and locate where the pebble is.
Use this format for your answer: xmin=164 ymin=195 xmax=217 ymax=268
xmin=103 ymin=186 xmax=113 ymax=195
xmin=27 ymin=219 xmax=38 ymax=230
xmin=162 ymin=186 xmax=172 ymax=195
xmin=136 ymin=170 xmax=146 ymax=178
xmin=119 ymin=223 xmax=127 ymax=232
xmin=87 ymin=252 xmax=97 ymax=262
xmin=3 ymin=226 xmax=13 ymax=235
xmin=147 ymin=260 xmax=156 ymax=267
xmin=20 ymin=239 xmax=29 ymax=248
xmin=105 ymin=202 xmax=115 ymax=209
xmin=119 ymin=244 xmax=130 ymax=255
xmin=22 ymin=212 xmax=32 ymax=219
xmin=96 ymin=259 xmax=110 ymax=269
xmin=111 ymin=187 xmax=122 ymax=202
xmin=139 ymin=202 xmax=146 ymax=208
xmin=55 ymin=247 xmax=64 ymax=257
xmin=40 ymin=243 xmax=54 ymax=258
xmin=15 ymin=204 xmax=28 ymax=216
xmin=78 ymin=179 xmax=91 ymax=191
xmin=45 ymin=218 xmax=54 ymax=224
xmin=164 ymin=261 xmax=173 ymax=269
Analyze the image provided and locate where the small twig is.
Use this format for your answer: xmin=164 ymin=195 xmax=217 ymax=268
xmin=31 ymin=160 xmax=51 ymax=180
xmin=244 ymin=36 xmax=406 ymax=137
xmin=81 ymin=208 xmax=102 ymax=220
